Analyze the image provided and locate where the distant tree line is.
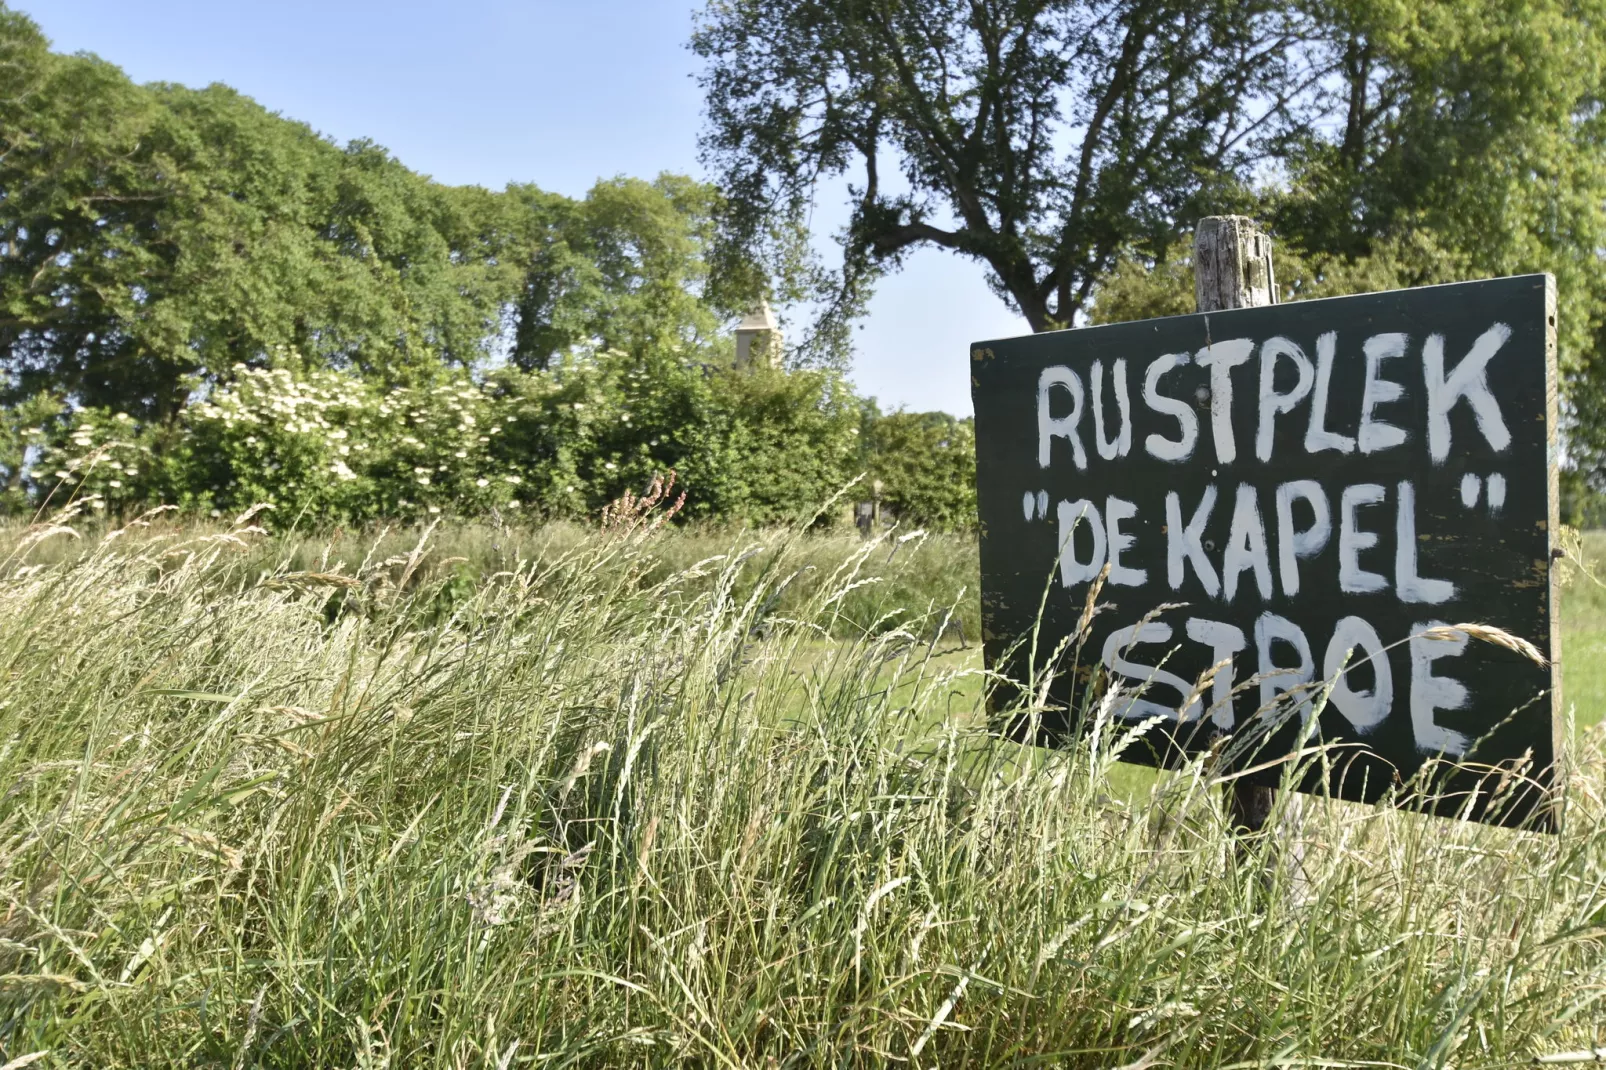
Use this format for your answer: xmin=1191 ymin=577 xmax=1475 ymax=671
xmin=0 ymin=5 xmax=975 ymax=529
xmin=21 ymin=0 xmax=1606 ymax=529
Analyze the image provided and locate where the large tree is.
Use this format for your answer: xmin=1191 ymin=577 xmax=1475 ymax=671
xmin=693 ymin=0 xmax=1606 ymax=357
xmin=693 ymin=0 xmax=1328 ymax=337
xmin=0 ymin=5 xmax=748 ymax=429
xmin=505 ymin=175 xmax=737 ymax=371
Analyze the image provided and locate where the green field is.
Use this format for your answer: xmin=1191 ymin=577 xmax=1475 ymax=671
xmin=2 ymin=513 xmax=1605 ymax=1067
xmin=1562 ymin=533 xmax=1606 ymax=728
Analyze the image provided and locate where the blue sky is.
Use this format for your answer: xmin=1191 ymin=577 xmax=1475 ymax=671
xmin=24 ymin=0 xmax=1029 ymax=416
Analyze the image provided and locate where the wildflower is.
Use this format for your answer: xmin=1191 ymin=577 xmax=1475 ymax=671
xmin=604 ymin=462 xmax=617 ymax=471
xmin=455 ymin=451 xmax=467 ymax=459
xmin=476 ymin=478 xmax=489 ymax=487
xmin=108 ymin=480 xmax=122 ymax=488
xmin=504 ymin=475 xmax=521 ymax=484
xmin=428 ymin=505 xmax=441 ymax=514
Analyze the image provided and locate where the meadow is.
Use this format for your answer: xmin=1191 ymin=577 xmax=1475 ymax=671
xmin=2 ymin=502 xmax=1605 ymax=1067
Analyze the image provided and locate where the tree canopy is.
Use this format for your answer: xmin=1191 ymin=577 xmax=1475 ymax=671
xmin=0 ymin=5 xmax=985 ymax=529
xmin=693 ymin=0 xmax=1606 ymax=396
xmin=0 ymin=7 xmax=754 ymax=424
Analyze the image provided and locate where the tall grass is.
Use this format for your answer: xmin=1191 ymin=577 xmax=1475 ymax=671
xmin=1 ymin=506 xmax=1605 ymax=1067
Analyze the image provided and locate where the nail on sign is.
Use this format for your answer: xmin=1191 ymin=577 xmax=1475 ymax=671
xmin=971 ymin=275 xmax=1559 ymax=828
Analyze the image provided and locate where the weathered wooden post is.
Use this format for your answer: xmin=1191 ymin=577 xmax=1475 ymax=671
xmin=1193 ymin=216 xmax=1281 ymax=837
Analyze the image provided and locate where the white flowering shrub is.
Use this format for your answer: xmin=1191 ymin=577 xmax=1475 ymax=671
xmin=31 ymin=410 xmax=154 ymax=516
xmin=173 ymin=365 xmax=528 ymax=519
xmin=23 ymin=347 xmax=865 ymax=525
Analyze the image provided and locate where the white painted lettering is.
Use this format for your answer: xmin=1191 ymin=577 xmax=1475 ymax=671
xmin=1256 ymin=337 xmax=1315 ymax=462
xmin=1358 ymin=333 xmax=1409 ymax=454
xmin=1338 ymin=483 xmax=1388 ymax=593
xmin=1102 ymin=623 xmax=1195 ymax=721
xmin=1056 ymin=499 xmax=1105 ymax=586
xmin=1143 ymin=353 xmax=1198 ymax=461
xmin=1092 ymin=358 xmax=1133 ymax=461
xmin=1255 ymin=612 xmax=1315 ymax=722
xmin=1304 ymin=332 xmax=1356 ymax=454
xmin=1424 ymin=324 xmax=1512 ymax=463
xmin=1394 ymin=480 xmax=1454 ymax=604
xmin=1103 ymin=495 xmax=1146 ymax=586
xmin=1323 ymin=616 xmax=1391 ymax=733
xmin=1274 ymin=480 xmax=1331 ymax=597
xmin=1195 ymin=339 xmax=1254 ymax=465
xmin=1409 ymin=623 xmax=1471 ymax=756
xmin=1186 ymin=617 xmax=1246 ymax=729
xmin=1166 ymin=487 xmax=1220 ymax=597
xmin=1038 ymin=365 xmax=1087 ymax=470
xmin=1222 ymin=484 xmax=1274 ymax=602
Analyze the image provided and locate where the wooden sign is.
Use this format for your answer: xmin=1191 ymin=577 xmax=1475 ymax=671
xmin=971 ymin=275 xmax=1559 ymax=827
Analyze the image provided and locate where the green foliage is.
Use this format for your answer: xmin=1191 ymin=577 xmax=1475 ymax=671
xmin=32 ymin=347 xmax=864 ymax=526
xmin=864 ymin=410 xmax=977 ymax=531
xmin=487 ymin=348 xmax=862 ymax=523
xmin=1267 ymin=0 xmax=1606 ymax=470
xmin=696 ymin=0 xmax=1606 ymax=490
xmin=0 ymin=8 xmax=755 ymax=421
xmin=0 ymin=6 xmax=872 ymax=527
xmin=0 ymin=21 xmax=521 ymax=419
xmin=0 ymin=390 xmax=60 ymax=514
xmin=505 ymin=176 xmax=740 ymax=372
xmin=1089 ymin=231 xmax=1478 ymax=327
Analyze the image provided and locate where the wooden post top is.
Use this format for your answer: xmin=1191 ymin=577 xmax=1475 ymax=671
xmin=1194 ymin=215 xmax=1277 ymax=312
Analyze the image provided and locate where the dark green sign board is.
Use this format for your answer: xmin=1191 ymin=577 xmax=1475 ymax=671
xmin=971 ymin=275 xmax=1559 ymax=826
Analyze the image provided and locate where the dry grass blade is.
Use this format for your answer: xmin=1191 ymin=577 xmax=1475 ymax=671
xmin=1177 ymin=656 xmax=1232 ymax=722
xmin=1423 ymin=622 xmax=1548 ymax=666
xmin=1074 ymin=561 xmax=1112 ymax=641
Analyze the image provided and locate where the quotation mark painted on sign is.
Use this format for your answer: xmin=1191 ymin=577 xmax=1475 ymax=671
xmin=1459 ymin=473 xmax=1507 ymax=515
xmin=1022 ymin=489 xmax=1050 ymax=522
